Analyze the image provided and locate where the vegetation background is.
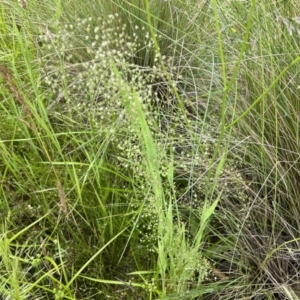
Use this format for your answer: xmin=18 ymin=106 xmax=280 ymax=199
xmin=1 ymin=0 xmax=300 ymax=299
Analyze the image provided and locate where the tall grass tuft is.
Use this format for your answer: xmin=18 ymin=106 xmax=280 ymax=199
xmin=205 ymin=1 xmax=300 ymax=299
xmin=2 ymin=0 xmax=300 ymax=299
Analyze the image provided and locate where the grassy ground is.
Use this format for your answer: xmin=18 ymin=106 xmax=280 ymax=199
xmin=1 ymin=0 xmax=300 ymax=299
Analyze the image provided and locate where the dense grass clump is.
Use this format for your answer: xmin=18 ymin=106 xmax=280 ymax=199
xmin=1 ymin=0 xmax=300 ymax=299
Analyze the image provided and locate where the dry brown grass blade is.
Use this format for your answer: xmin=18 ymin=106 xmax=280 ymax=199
xmin=209 ymin=261 xmax=230 ymax=281
xmin=0 ymin=64 xmax=31 ymax=117
xmin=56 ymin=179 xmax=68 ymax=218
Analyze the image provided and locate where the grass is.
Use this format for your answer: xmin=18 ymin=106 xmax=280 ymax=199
xmin=1 ymin=0 xmax=300 ymax=299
